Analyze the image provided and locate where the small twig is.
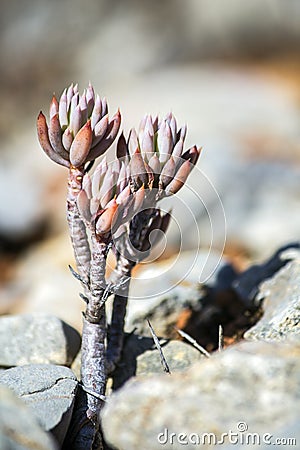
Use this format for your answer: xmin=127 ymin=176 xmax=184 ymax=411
xmin=79 ymin=293 xmax=89 ymax=304
xmin=84 ymin=160 xmax=95 ymax=173
xmin=114 ymin=275 xmax=130 ymax=291
xmin=218 ymin=324 xmax=223 ymax=352
xmin=147 ymin=320 xmax=171 ymax=374
xmin=175 ymin=328 xmax=211 ymax=358
xmin=101 ymin=282 xmax=114 ymax=305
xmin=69 ymin=264 xmax=89 ymax=287
xmin=79 ymin=383 xmax=107 ymax=402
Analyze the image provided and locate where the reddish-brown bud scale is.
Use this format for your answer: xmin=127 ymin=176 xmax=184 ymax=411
xmin=37 ymin=112 xmax=70 ymax=167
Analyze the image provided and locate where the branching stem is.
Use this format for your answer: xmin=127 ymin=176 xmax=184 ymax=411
xmin=70 ymin=235 xmax=108 ymax=449
xmin=67 ymin=165 xmax=91 ymax=288
xmin=107 ymin=253 xmax=134 ymax=373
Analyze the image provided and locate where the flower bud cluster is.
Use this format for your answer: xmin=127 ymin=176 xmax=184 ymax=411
xmin=37 ymin=83 xmax=120 ymax=168
xmin=37 ymin=85 xmax=201 ymax=240
xmin=116 ymin=113 xmax=201 ymax=197
xmin=77 ymin=158 xmax=145 ymax=238
xmin=77 ymin=113 xmax=201 ymax=239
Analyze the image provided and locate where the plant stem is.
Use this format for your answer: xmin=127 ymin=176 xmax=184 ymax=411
xmin=107 ymin=253 xmax=134 ymax=373
xmin=69 ymin=235 xmax=108 ymax=449
xmin=67 ymin=165 xmax=91 ymax=286
xmin=107 ymin=209 xmax=157 ymax=373
xmin=83 ymin=235 xmax=107 ymax=434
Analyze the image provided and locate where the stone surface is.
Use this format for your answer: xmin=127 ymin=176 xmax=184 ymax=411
xmin=245 ymin=250 xmax=300 ymax=342
xmin=102 ymin=340 xmax=300 ymax=450
xmin=126 ymin=284 xmax=201 ymax=339
xmin=0 ymin=313 xmax=81 ymax=367
xmin=0 ymin=364 xmax=78 ymax=446
xmin=0 ymin=384 xmax=57 ymax=450
xmin=232 ymin=242 xmax=300 ymax=307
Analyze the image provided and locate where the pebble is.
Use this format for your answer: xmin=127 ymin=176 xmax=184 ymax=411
xmin=0 ymin=384 xmax=58 ymax=449
xmin=245 ymin=249 xmax=300 ymax=342
xmin=0 ymin=313 xmax=81 ymax=367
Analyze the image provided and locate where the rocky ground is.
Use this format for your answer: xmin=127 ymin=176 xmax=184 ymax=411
xmin=0 ymin=243 xmax=299 ymax=449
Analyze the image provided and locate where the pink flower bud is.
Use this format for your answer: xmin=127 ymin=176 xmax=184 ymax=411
xmin=95 ymin=201 xmax=118 ymax=235
xmin=58 ymin=89 xmax=68 ymax=128
xmin=165 ymin=160 xmax=191 ymax=195
xmin=50 ymin=95 xmax=59 ymax=119
xmin=69 ymin=120 xmax=93 ymax=167
xmin=49 ymin=113 xmax=69 ymax=159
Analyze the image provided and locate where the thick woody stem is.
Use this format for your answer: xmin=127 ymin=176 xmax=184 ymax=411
xmin=107 ymin=253 xmax=134 ymax=373
xmin=68 ymin=236 xmax=108 ymax=450
xmin=67 ymin=165 xmax=91 ymax=286
xmin=81 ymin=236 xmax=107 ymax=448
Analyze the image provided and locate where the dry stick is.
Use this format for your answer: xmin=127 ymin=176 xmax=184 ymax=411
xmin=106 ymin=210 xmax=153 ymax=373
xmin=218 ymin=324 xmax=224 ymax=352
xmin=71 ymin=234 xmax=108 ymax=450
xmin=82 ymin=235 xmax=107 ymax=417
xmin=107 ymin=209 xmax=165 ymax=374
xmin=106 ymin=252 xmax=134 ymax=374
xmin=176 ymin=328 xmax=211 ymax=358
xmin=65 ymin=166 xmax=108 ymax=450
xmin=147 ymin=319 xmax=171 ymax=374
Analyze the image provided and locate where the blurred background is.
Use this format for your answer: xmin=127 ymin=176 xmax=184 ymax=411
xmin=0 ymin=0 xmax=300 ymax=328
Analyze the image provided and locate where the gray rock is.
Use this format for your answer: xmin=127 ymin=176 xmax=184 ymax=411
xmin=233 ymin=242 xmax=300 ymax=307
xmin=0 ymin=364 xmax=78 ymax=446
xmin=126 ymin=285 xmax=201 ymax=339
xmin=102 ymin=340 xmax=300 ymax=450
xmin=0 ymin=313 xmax=81 ymax=367
xmin=245 ymin=252 xmax=300 ymax=342
xmin=0 ymin=384 xmax=57 ymax=450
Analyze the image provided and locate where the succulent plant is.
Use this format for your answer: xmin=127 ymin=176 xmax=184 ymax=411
xmin=37 ymin=84 xmax=203 ymax=450
xmin=116 ymin=113 xmax=201 ymax=198
xmin=37 ymin=83 xmax=121 ymax=168
xmin=77 ymin=157 xmax=146 ymax=240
